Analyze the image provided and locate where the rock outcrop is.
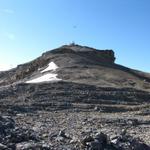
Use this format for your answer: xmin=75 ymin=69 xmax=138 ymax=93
xmin=50 ymin=44 xmax=116 ymax=64
xmin=0 ymin=44 xmax=116 ymax=86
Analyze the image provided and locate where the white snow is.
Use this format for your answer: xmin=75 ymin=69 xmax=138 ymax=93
xmin=26 ymin=73 xmax=61 ymax=83
xmin=26 ymin=61 xmax=61 ymax=83
xmin=41 ymin=62 xmax=58 ymax=73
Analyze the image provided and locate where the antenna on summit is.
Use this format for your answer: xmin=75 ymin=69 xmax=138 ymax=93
xmin=69 ymin=41 xmax=76 ymax=46
xmin=72 ymin=41 xmax=75 ymax=45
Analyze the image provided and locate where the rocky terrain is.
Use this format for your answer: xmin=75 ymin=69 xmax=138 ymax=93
xmin=0 ymin=44 xmax=150 ymax=149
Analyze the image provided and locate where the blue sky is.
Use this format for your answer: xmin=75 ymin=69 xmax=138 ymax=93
xmin=0 ymin=0 xmax=150 ymax=72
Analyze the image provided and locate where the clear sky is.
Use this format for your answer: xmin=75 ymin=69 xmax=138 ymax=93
xmin=0 ymin=0 xmax=150 ymax=72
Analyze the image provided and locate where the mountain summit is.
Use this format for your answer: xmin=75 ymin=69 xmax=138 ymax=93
xmin=0 ymin=44 xmax=150 ymax=108
xmin=0 ymin=44 xmax=149 ymax=90
xmin=0 ymin=44 xmax=150 ymax=105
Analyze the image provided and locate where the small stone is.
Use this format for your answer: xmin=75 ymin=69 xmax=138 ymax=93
xmin=58 ymin=130 xmax=65 ymax=137
xmin=82 ymin=121 xmax=86 ymax=125
xmin=0 ymin=143 xmax=7 ymax=150
xmin=70 ymin=136 xmax=78 ymax=144
xmin=16 ymin=142 xmax=51 ymax=150
xmin=81 ymin=136 xmax=94 ymax=146
xmin=55 ymin=136 xmax=64 ymax=142
xmin=42 ymin=143 xmax=51 ymax=149
xmin=121 ymin=128 xmax=127 ymax=136
xmin=16 ymin=142 xmax=37 ymax=150
xmin=58 ymin=130 xmax=69 ymax=138
xmin=94 ymin=106 xmax=99 ymax=111
xmin=42 ymin=133 xmax=48 ymax=138
xmin=87 ymin=140 xmax=102 ymax=150
xmin=95 ymin=132 xmax=107 ymax=145
xmin=111 ymin=138 xmax=118 ymax=144
xmin=127 ymin=119 xmax=139 ymax=126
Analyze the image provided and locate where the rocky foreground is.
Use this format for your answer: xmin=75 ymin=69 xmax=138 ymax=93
xmin=0 ymin=105 xmax=150 ymax=150
xmin=0 ymin=82 xmax=149 ymax=149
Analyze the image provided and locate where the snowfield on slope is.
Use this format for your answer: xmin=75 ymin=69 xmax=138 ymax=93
xmin=26 ymin=62 xmax=61 ymax=83
xmin=26 ymin=73 xmax=61 ymax=83
xmin=41 ymin=62 xmax=58 ymax=73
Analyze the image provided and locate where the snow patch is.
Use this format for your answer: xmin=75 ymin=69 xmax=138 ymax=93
xmin=41 ymin=62 xmax=58 ymax=73
xmin=26 ymin=62 xmax=61 ymax=83
xmin=26 ymin=73 xmax=61 ymax=83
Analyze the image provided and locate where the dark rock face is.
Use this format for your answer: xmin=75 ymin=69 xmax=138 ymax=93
xmin=0 ymin=82 xmax=150 ymax=114
xmin=81 ymin=132 xmax=150 ymax=150
xmin=0 ymin=44 xmax=116 ymax=86
xmin=50 ymin=44 xmax=116 ymax=64
xmin=0 ymin=115 xmax=56 ymax=150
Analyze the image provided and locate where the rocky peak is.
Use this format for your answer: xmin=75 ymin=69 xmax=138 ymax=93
xmin=0 ymin=44 xmax=117 ymax=86
xmin=43 ymin=44 xmax=116 ymax=64
xmin=61 ymin=43 xmax=96 ymax=52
